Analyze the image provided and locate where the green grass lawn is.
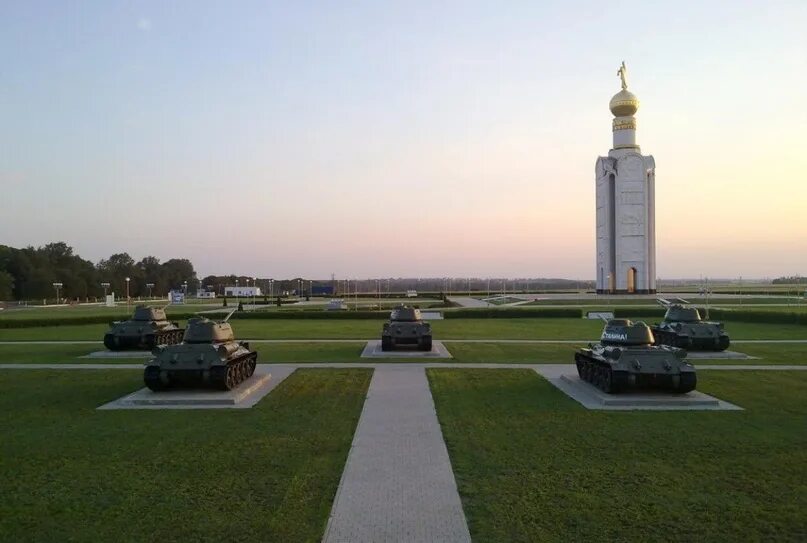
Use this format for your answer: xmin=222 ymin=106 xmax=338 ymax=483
xmin=0 ymin=317 xmax=804 ymax=347
xmin=1 ymin=340 xmax=804 ymax=366
xmin=427 ymin=369 xmax=807 ymax=542
xmin=0 ymin=368 xmax=371 ymax=542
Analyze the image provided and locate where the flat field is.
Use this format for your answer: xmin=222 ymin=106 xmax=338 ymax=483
xmin=0 ymin=368 xmax=372 ymax=542
xmin=428 ymin=369 xmax=807 ymax=542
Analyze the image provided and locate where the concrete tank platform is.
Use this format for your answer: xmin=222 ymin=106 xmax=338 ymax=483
xmin=547 ymin=374 xmax=742 ymax=411
xmin=360 ymin=340 xmax=452 ymax=359
xmin=685 ymin=350 xmax=756 ymax=360
xmin=98 ymin=369 xmax=275 ymax=410
xmin=82 ymin=350 xmax=152 ymax=359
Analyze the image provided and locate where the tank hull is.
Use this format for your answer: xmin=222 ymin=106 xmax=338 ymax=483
xmin=574 ymin=351 xmax=697 ymax=394
xmin=651 ymin=328 xmax=730 ymax=352
xmin=381 ymin=333 xmax=432 ymax=351
xmin=104 ymin=329 xmax=184 ymax=351
xmin=144 ymin=350 xmax=258 ymax=392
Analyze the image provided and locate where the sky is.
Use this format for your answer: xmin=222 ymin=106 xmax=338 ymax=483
xmin=1 ymin=1 xmax=806 ymax=280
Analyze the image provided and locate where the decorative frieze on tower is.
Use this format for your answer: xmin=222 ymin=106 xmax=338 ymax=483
xmin=595 ymin=62 xmax=656 ymax=294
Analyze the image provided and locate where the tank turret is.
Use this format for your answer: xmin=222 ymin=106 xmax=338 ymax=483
xmin=381 ymin=305 xmax=432 ymax=351
xmin=103 ymin=305 xmax=183 ymax=351
xmin=143 ymin=313 xmax=257 ymax=391
xmin=574 ymin=319 xmax=696 ymax=394
xmin=651 ymin=304 xmax=730 ymax=351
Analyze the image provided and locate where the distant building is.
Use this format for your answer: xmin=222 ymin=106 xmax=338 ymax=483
xmin=224 ymin=286 xmax=262 ymax=297
xmin=196 ymin=289 xmax=216 ymax=299
xmin=595 ymin=62 xmax=656 ymax=294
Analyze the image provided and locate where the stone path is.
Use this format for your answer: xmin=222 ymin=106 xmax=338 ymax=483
xmin=322 ymin=366 xmax=471 ymax=543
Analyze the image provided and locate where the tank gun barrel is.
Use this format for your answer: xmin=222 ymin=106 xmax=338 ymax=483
xmin=223 ymin=309 xmax=237 ymax=323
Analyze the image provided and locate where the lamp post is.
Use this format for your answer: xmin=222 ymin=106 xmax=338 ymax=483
xmin=269 ymin=279 xmax=274 ymax=300
xmin=254 ymin=278 xmax=257 ymax=309
xmin=52 ymin=282 xmax=63 ymax=304
xmin=235 ymin=279 xmax=240 ymax=306
xmin=146 ymin=283 xmax=154 ymax=299
xmin=101 ymin=282 xmax=110 ymax=300
xmin=125 ymin=277 xmax=130 ymax=309
xmin=182 ymin=281 xmax=188 ymax=297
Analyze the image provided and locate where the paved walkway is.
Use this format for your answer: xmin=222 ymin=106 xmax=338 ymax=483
xmin=322 ymin=366 xmax=471 ymax=543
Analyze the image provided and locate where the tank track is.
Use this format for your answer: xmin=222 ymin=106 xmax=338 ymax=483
xmin=380 ymin=335 xmax=432 ymax=351
xmin=104 ymin=329 xmax=184 ymax=351
xmin=575 ymin=351 xmax=696 ymax=394
xmin=652 ymin=329 xmax=730 ymax=352
xmin=143 ymin=351 xmax=258 ymax=392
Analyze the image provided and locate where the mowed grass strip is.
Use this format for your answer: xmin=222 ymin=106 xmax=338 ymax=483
xmin=1 ymin=341 xmax=804 ymax=366
xmin=427 ymin=369 xmax=807 ymax=542
xmin=0 ymin=368 xmax=372 ymax=542
xmin=0 ymin=317 xmax=804 ymax=343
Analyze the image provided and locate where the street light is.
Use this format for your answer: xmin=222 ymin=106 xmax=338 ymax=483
xmin=125 ymin=277 xmax=130 ymax=309
xmin=101 ymin=282 xmax=110 ymax=299
xmin=182 ymin=281 xmax=188 ymax=297
xmin=269 ymin=279 xmax=274 ymax=300
xmin=146 ymin=283 xmax=154 ymax=299
xmin=254 ymin=277 xmax=257 ymax=309
xmin=52 ymin=282 xmax=63 ymax=304
xmin=235 ymin=279 xmax=240 ymax=306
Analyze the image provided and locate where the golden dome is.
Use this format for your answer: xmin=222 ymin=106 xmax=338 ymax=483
xmin=609 ymin=89 xmax=639 ymax=117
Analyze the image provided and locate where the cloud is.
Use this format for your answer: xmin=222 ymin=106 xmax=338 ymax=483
xmin=137 ymin=18 xmax=152 ymax=31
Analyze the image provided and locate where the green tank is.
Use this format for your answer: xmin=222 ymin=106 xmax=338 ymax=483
xmin=575 ymin=319 xmax=696 ymax=393
xmin=651 ymin=305 xmax=730 ymax=351
xmin=144 ymin=313 xmax=257 ymax=391
xmin=103 ymin=305 xmax=183 ymax=350
xmin=381 ymin=305 xmax=432 ymax=351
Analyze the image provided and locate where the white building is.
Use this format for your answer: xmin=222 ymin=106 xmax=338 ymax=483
xmin=595 ymin=63 xmax=656 ymax=294
xmin=225 ymin=286 xmax=262 ymax=297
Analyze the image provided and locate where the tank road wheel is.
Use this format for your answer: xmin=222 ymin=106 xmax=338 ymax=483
xmin=418 ymin=335 xmax=433 ymax=352
xmin=103 ymin=334 xmax=116 ymax=351
xmin=381 ymin=336 xmax=393 ymax=351
xmin=210 ymin=366 xmax=227 ymax=390
xmin=247 ymin=355 xmax=257 ymax=378
xmin=601 ymin=369 xmax=614 ymax=394
xmin=718 ymin=336 xmax=730 ymax=352
xmin=144 ymin=366 xmax=166 ymax=391
xmin=225 ymin=365 xmax=238 ymax=390
xmin=676 ymin=373 xmax=697 ymax=394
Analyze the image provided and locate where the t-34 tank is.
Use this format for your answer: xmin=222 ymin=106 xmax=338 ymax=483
xmin=381 ymin=305 xmax=432 ymax=351
xmin=575 ymin=319 xmax=696 ymax=394
xmin=651 ymin=304 xmax=730 ymax=351
xmin=103 ymin=305 xmax=183 ymax=350
xmin=144 ymin=311 xmax=257 ymax=391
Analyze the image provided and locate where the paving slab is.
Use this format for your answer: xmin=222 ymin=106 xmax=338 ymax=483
xmin=686 ymin=350 xmax=756 ymax=360
xmin=97 ymin=367 xmax=296 ymax=410
xmin=81 ymin=350 xmax=153 ymax=359
xmin=323 ymin=367 xmax=471 ymax=543
xmin=543 ymin=372 xmax=742 ymax=411
xmin=360 ymin=339 xmax=453 ymax=359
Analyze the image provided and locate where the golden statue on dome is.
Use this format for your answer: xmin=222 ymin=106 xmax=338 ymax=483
xmin=617 ymin=61 xmax=628 ymax=90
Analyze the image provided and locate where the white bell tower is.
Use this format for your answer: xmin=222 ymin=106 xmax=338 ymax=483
xmin=595 ymin=62 xmax=656 ymax=294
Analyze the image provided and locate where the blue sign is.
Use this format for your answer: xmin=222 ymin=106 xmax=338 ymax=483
xmin=170 ymin=291 xmax=185 ymax=304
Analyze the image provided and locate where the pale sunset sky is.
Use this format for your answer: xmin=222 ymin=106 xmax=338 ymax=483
xmin=1 ymin=1 xmax=805 ymax=279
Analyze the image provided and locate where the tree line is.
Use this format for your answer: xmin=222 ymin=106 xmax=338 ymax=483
xmin=0 ymin=242 xmax=199 ymax=301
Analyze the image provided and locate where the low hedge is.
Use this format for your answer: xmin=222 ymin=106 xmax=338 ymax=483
xmin=706 ymin=308 xmax=807 ymax=326
xmin=0 ymin=311 xmax=202 ymax=329
xmin=613 ymin=308 xmax=667 ymax=319
xmin=443 ymin=307 xmax=582 ymax=319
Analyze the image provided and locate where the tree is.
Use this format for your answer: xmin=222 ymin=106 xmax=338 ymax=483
xmin=0 ymin=270 xmax=14 ymax=300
